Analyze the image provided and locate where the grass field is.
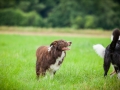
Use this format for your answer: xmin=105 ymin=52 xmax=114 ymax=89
xmin=0 ymin=28 xmax=120 ymax=90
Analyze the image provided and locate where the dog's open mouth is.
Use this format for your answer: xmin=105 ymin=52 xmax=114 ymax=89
xmin=62 ymin=42 xmax=72 ymax=51
xmin=62 ymin=46 xmax=70 ymax=50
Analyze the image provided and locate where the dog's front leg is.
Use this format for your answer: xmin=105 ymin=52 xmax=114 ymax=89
xmin=114 ymin=66 xmax=119 ymax=73
xmin=48 ymin=70 xmax=56 ymax=79
xmin=49 ymin=71 xmax=54 ymax=79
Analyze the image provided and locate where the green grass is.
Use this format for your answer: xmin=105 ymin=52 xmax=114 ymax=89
xmin=0 ymin=34 xmax=120 ymax=90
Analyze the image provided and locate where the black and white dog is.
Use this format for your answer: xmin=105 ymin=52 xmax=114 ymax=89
xmin=93 ymin=28 xmax=120 ymax=79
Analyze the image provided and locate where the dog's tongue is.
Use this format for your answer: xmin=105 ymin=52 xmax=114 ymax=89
xmin=62 ymin=47 xmax=70 ymax=50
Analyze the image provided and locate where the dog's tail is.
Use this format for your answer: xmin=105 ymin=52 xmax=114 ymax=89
xmin=93 ymin=29 xmax=120 ymax=58
xmin=93 ymin=44 xmax=105 ymax=58
xmin=109 ymin=29 xmax=120 ymax=53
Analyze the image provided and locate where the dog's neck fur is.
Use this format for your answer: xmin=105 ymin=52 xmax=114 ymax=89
xmin=49 ymin=51 xmax=65 ymax=78
xmin=47 ymin=46 xmax=66 ymax=78
xmin=48 ymin=45 xmax=66 ymax=59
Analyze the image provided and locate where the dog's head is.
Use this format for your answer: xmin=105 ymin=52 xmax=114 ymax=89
xmin=50 ymin=40 xmax=72 ymax=51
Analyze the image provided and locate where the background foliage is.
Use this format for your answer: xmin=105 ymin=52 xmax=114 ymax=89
xmin=0 ymin=0 xmax=120 ymax=29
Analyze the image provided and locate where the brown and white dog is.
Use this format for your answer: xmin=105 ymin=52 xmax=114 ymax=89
xmin=36 ymin=40 xmax=72 ymax=79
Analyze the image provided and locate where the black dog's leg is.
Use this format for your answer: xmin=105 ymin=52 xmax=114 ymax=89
xmin=103 ymin=58 xmax=111 ymax=77
xmin=114 ymin=66 xmax=119 ymax=73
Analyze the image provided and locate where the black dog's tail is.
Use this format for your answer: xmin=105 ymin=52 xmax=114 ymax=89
xmin=109 ymin=28 xmax=120 ymax=52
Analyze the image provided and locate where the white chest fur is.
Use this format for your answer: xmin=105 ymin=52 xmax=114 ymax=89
xmin=49 ymin=51 xmax=65 ymax=72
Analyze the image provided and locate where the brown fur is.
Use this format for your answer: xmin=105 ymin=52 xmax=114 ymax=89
xmin=36 ymin=40 xmax=71 ymax=79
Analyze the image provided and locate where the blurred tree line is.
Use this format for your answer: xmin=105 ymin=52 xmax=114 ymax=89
xmin=0 ymin=0 xmax=120 ymax=30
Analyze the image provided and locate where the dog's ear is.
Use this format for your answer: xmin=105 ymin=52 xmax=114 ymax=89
xmin=50 ymin=41 xmax=57 ymax=48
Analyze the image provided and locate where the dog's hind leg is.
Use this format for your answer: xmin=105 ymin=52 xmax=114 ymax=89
xmin=36 ymin=60 xmax=43 ymax=79
xmin=36 ymin=68 xmax=46 ymax=79
xmin=36 ymin=62 xmax=40 ymax=79
xmin=103 ymin=58 xmax=111 ymax=77
xmin=104 ymin=64 xmax=110 ymax=77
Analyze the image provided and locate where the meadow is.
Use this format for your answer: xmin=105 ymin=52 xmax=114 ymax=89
xmin=0 ymin=28 xmax=120 ymax=90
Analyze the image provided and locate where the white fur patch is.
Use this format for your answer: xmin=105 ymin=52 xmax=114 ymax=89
xmin=48 ymin=45 xmax=53 ymax=52
xmin=117 ymin=72 xmax=120 ymax=79
xmin=93 ymin=44 xmax=105 ymax=58
xmin=49 ymin=51 xmax=65 ymax=77
xmin=113 ymin=64 xmax=117 ymax=67
xmin=49 ymin=51 xmax=65 ymax=71
xmin=111 ymin=35 xmax=113 ymax=41
xmin=111 ymin=35 xmax=120 ymax=41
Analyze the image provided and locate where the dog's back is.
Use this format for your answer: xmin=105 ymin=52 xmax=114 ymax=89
xmin=36 ymin=46 xmax=48 ymax=59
